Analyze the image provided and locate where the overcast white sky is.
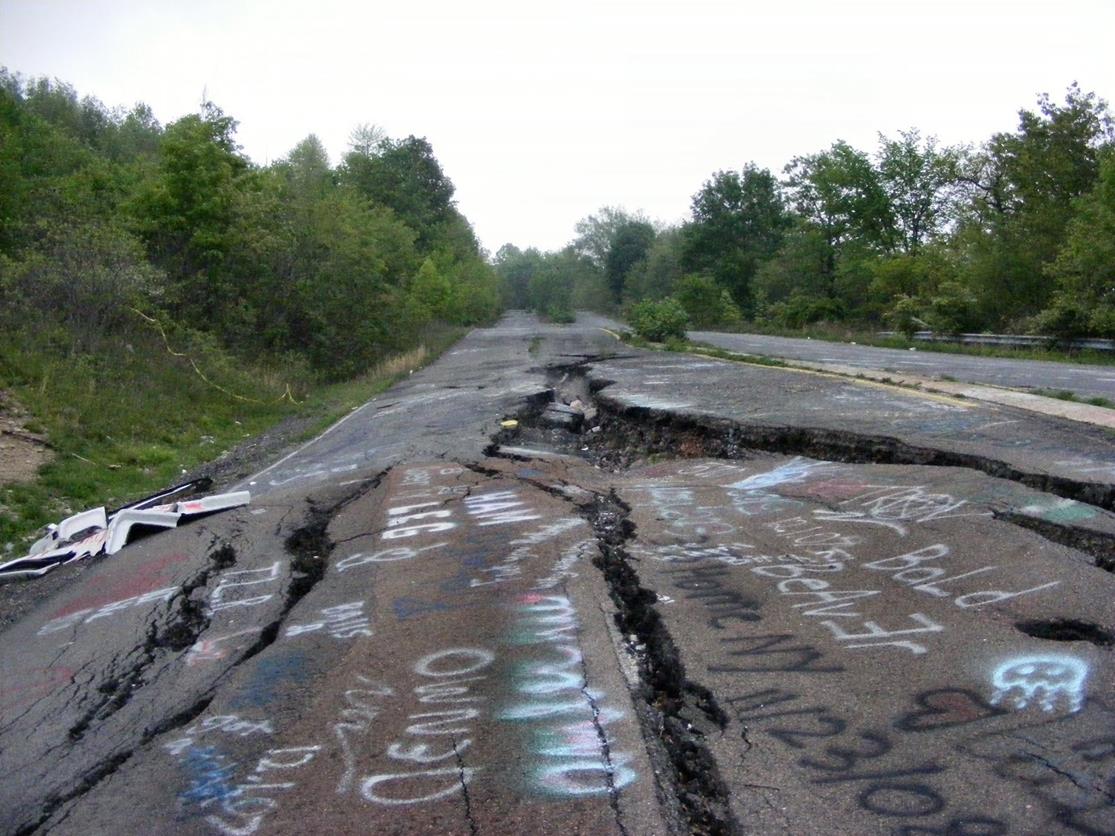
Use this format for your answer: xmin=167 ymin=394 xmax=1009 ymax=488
xmin=2 ymin=0 xmax=1112 ymax=253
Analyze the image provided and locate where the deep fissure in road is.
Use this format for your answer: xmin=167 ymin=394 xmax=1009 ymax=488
xmin=496 ymin=360 xmax=1115 ymax=574
xmin=585 ymin=491 xmax=740 ymax=836
xmin=485 ymin=356 xmax=1115 ymax=832
xmin=21 ymin=476 xmax=384 ymax=835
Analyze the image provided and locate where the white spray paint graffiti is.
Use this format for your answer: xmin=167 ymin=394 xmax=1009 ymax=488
xmin=990 ymin=654 xmax=1088 ymax=714
xmin=336 ymin=542 xmax=448 ymax=572
xmin=37 ymin=587 xmax=178 ymax=635
xmin=166 ymin=716 xmax=320 ymax=836
xmin=358 ymin=648 xmax=493 ymax=806
xmin=333 ymin=676 xmax=394 ymax=795
xmin=464 ymin=490 xmax=542 ymax=527
xmin=638 ymin=486 xmax=738 ymax=537
xmin=814 ymin=485 xmax=989 ymax=535
xmin=500 ymin=594 xmax=637 ymax=797
xmin=382 ymin=501 xmax=457 ymax=540
xmin=209 ymin=562 xmax=282 ymax=613
xmin=285 ymin=600 xmax=373 ymax=640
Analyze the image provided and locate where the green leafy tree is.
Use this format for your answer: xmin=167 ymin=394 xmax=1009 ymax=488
xmin=752 ymin=222 xmax=832 ymax=311
xmin=867 ymin=246 xmax=960 ymax=325
xmin=605 ymin=219 xmax=655 ymax=303
xmin=784 ymin=141 xmax=895 ymax=280
xmin=1039 ymin=149 xmax=1115 ymax=336
xmin=281 ymin=134 xmax=333 ymax=202
xmin=681 ymin=166 xmax=788 ymax=315
xmin=673 ymin=274 xmax=742 ymax=328
xmin=624 ymin=227 xmax=684 ymax=302
xmin=876 ymin=129 xmax=960 ymax=253
xmin=0 ymin=72 xmax=110 ymax=249
xmin=493 ymin=244 xmax=542 ymax=309
xmin=957 ymin=85 xmax=1112 ymax=325
xmin=130 ymin=101 xmax=250 ymax=325
xmin=527 ymin=252 xmax=576 ymax=321
xmin=341 ymin=134 xmax=456 ymax=251
xmin=572 ymin=206 xmax=644 ymax=269
xmin=411 ymin=256 xmax=454 ymax=320
xmin=0 ymin=219 xmax=162 ymax=352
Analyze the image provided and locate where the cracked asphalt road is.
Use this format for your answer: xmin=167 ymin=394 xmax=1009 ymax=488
xmin=690 ymin=329 xmax=1115 ymax=404
xmin=2 ymin=312 xmax=1114 ymax=835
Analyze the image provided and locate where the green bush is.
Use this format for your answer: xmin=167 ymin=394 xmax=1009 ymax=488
xmin=1033 ymin=295 xmax=1093 ymax=342
xmin=629 ymin=297 xmax=689 ymax=342
xmin=887 ymin=295 xmax=926 ymax=338
xmin=924 ymin=281 xmax=979 ymax=335
xmin=673 ymin=274 xmax=742 ymax=328
xmin=545 ymin=306 xmax=575 ymax=323
xmin=772 ymin=293 xmax=846 ymax=328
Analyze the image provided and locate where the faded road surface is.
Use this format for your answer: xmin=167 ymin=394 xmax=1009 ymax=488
xmin=2 ymin=312 xmax=1113 ymax=835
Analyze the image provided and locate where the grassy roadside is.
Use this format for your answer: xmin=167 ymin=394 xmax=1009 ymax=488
xmin=0 ymin=324 xmax=464 ymax=555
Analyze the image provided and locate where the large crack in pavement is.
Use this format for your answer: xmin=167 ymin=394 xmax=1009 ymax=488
xmin=20 ymin=474 xmax=387 ymax=835
xmin=484 ymin=355 xmax=1115 ymax=833
xmin=478 ymin=455 xmax=739 ymax=832
xmin=591 ymin=391 xmax=1115 ymax=511
xmin=585 ymin=490 xmax=740 ymax=836
xmin=66 ymin=541 xmax=238 ymax=744
xmin=11 ymin=328 xmax=1115 ymax=832
xmin=496 ymin=360 xmax=1115 ymax=573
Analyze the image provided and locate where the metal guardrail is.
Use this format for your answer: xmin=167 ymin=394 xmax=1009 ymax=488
xmin=877 ymin=331 xmax=1115 ymax=352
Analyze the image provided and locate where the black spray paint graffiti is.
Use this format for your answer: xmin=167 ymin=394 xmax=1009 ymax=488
xmin=723 ymin=677 xmax=1009 ymax=829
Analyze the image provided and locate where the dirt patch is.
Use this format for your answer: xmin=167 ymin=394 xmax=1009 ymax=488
xmin=0 ymin=391 xmax=52 ymax=486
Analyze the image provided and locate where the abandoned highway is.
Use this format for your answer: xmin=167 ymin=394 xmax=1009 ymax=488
xmin=689 ymin=329 xmax=1115 ymax=405
xmin=2 ymin=311 xmax=1114 ymax=835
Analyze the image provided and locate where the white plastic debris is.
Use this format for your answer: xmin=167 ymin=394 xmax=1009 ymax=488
xmin=57 ymin=506 xmax=108 ymax=543
xmin=26 ymin=507 xmax=107 ymax=556
xmin=174 ymin=491 xmax=250 ymax=518
xmin=104 ymin=509 xmax=181 ymax=555
xmin=0 ymin=488 xmax=251 ymax=582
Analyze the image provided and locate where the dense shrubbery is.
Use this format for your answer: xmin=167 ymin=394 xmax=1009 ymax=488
xmin=0 ymin=70 xmax=501 ymax=545
xmin=0 ymin=70 xmax=502 ymax=382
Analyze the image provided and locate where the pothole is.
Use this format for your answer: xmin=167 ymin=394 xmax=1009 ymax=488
xmin=1015 ymin=618 xmax=1115 ymax=646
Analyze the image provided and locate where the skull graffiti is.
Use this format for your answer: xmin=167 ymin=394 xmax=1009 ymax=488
xmin=990 ymin=654 xmax=1088 ymax=714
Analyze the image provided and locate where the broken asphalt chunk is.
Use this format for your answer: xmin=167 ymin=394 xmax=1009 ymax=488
xmin=540 ymin=402 xmax=585 ymax=431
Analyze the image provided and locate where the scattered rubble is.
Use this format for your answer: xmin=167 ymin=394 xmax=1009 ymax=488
xmin=0 ymin=481 xmax=250 ymax=582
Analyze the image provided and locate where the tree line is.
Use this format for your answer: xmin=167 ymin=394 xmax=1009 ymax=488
xmin=0 ymin=70 xmax=501 ymax=381
xmin=496 ymin=84 xmax=1114 ymax=340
